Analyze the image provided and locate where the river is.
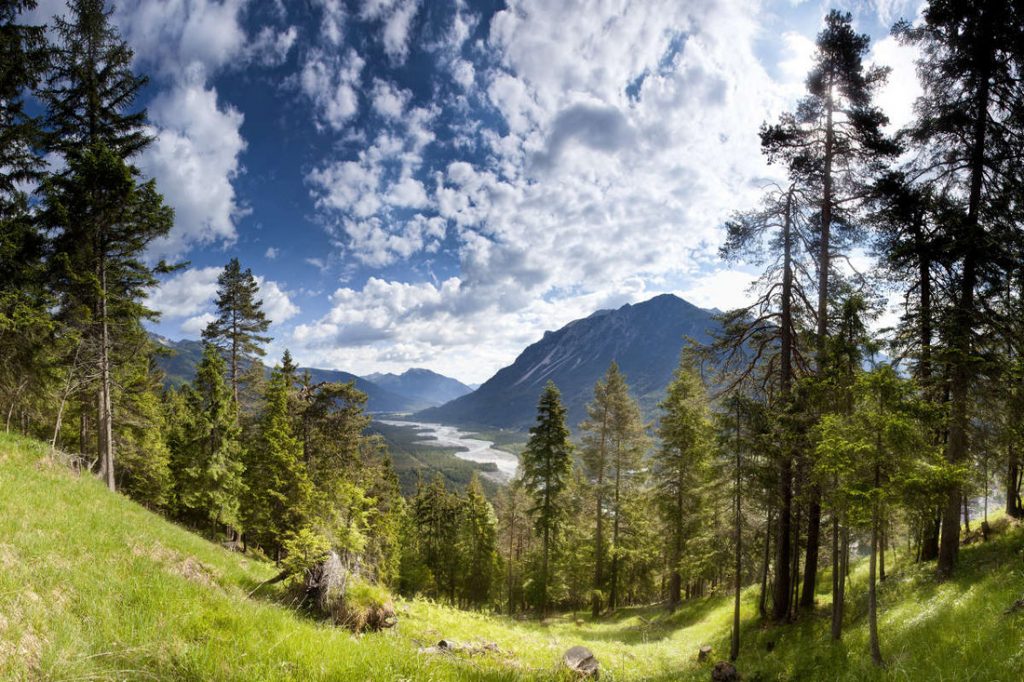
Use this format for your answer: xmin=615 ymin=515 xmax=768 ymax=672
xmin=377 ymin=420 xmax=519 ymax=480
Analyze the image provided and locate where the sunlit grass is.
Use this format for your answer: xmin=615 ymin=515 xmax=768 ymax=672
xmin=2 ymin=430 xmax=1023 ymax=680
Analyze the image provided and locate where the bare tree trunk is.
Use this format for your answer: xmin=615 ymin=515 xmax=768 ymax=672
xmin=869 ymin=466 xmax=883 ymax=667
xmin=759 ymin=509 xmax=772 ymax=618
xmin=773 ymin=188 xmax=796 ymax=622
xmin=831 ymin=507 xmax=843 ymax=640
xmin=99 ymin=254 xmax=115 ymax=492
xmin=731 ymin=403 xmax=742 ymax=661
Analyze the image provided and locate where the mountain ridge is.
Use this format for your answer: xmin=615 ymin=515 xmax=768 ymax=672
xmin=417 ymin=293 xmax=721 ymax=430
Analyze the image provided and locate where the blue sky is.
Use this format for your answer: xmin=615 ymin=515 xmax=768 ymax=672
xmin=28 ymin=0 xmax=924 ymax=383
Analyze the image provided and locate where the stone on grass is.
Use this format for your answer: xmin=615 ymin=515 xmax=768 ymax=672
xmin=563 ymin=645 xmax=599 ymax=678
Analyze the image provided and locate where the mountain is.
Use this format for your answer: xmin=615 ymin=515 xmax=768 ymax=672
xmin=365 ymin=369 xmax=473 ymax=409
xmin=296 ymin=367 xmax=420 ymax=413
xmin=417 ymin=294 xmax=721 ymax=430
xmin=151 ymin=336 xmax=458 ymax=413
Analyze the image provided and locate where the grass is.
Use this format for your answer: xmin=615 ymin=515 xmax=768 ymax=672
xmin=2 ymin=430 xmax=1023 ymax=680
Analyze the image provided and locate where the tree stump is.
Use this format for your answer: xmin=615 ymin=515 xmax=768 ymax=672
xmin=563 ymin=646 xmax=599 ymax=678
xmin=698 ymin=645 xmax=713 ymax=662
xmin=711 ymin=660 xmax=739 ymax=681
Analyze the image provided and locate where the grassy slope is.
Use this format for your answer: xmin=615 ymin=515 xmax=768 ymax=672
xmin=2 ymin=431 xmax=1023 ymax=681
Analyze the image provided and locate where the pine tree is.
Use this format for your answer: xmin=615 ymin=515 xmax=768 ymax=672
xmin=520 ymin=380 xmax=573 ymax=616
xmin=896 ymin=0 xmax=1024 ymax=578
xmin=41 ymin=0 xmax=172 ymax=491
xmin=816 ymin=366 xmax=932 ymax=666
xmin=1 ymin=1 xmax=52 ymax=437
xmin=459 ymin=473 xmax=499 ymax=609
xmin=43 ymin=144 xmax=173 ymax=491
xmin=763 ymin=9 xmax=898 ymax=612
xmin=168 ymin=344 xmax=245 ymax=536
xmin=202 ymin=259 xmax=272 ymax=405
xmin=42 ymin=0 xmax=150 ymax=159
xmin=243 ymin=366 xmax=312 ymax=558
xmin=654 ymin=357 xmax=713 ymax=610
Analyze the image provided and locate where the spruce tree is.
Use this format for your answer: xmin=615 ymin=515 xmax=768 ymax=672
xmin=41 ymin=0 xmax=172 ymax=491
xmin=459 ymin=473 xmax=499 ymax=609
xmin=243 ymin=366 xmax=312 ymax=558
xmin=0 ymin=0 xmax=51 ymax=435
xmin=654 ymin=357 xmax=713 ymax=610
xmin=168 ymin=344 xmax=245 ymax=536
xmin=202 ymin=259 xmax=272 ymax=405
xmin=520 ymin=380 xmax=573 ymax=616
xmin=41 ymin=0 xmax=150 ymax=159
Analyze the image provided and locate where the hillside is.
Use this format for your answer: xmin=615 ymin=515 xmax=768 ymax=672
xmin=419 ymin=294 xmax=720 ymax=430
xmin=3 ymin=431 xmax=1024 ymax=681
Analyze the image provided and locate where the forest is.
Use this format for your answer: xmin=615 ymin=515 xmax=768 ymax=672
xmin=2 ymin=0 xmax=1024 ymax=675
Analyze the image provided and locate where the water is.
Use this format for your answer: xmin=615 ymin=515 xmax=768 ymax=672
xmin=377 ymin=420 xmax=519 ymax=481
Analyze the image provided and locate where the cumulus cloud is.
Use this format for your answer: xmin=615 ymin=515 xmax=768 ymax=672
xmin=149 ymin=266 xmax=221 ymax=319
xmin=286 ymin=0 xmax=924 ymax=381
xmin=255 ymin=277 xmax=301 ymax=325
xmin=142 ymin=75 xmax=247 ymax=259
xmin=248 ymin=25 xmax=298 ymax=67
xmin=301 ymin=48 xmax=365 ymax=131
xmin=265 ymin=247 xmax=279 ymax=259
xmin=117 ymin=0 xmax=249 ymax=76
xmin=359 ymin=0 xmax=420 ymax=63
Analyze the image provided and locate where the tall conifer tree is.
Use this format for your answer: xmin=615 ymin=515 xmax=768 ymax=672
xmin=520 ymin=380 xmax=573 ymax=616
xmin=202 ymin=258 xmax=272 ymax=405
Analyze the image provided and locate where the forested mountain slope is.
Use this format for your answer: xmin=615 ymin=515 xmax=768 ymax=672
xmin=3 ymin=431 xmax=1022 ymax=682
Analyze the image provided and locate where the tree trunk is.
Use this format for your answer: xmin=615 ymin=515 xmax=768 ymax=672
xmin=830 ymin=508 xmax=843 ymax=640
xmin=869 ymin=465 xmax=883 ymax=667
xmin=731 ymin=403 xmax=741 ymax=661
xmin=802 ymin=75 xmax=836 ymax=614
xmin=879 ymin=518 xmax=887 ymax=582
xmin=759 ymin=509 xmax=772 ymax=618
xmin=773 ymin=188 xmax=796 ymax=622
xmin=939 ymin=9 xmax=992 ymax=579
xmin=609 ymin=449 xmax=622 ymax=611
xmin=1009 ymin=443 xmax=1023 ymax=518
xmin=99 ymin=252 xmax=115 ymax=492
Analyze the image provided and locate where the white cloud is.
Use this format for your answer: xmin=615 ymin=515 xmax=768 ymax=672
xmin=181 ymin=312 xmax=217 ymax=336
xmin=248 ymin=25 xmax=298 ymax=67
xmin=255 ymin=277 xmax=301 ymax=325
xmin=359 ymin=0 xmax=420 ymax=63
xmin=315 ymin=0 xmax=346 ymax=45
xmin=265 ymin=247 xmax=279 ymax=259
xmin=142 ymin=74 xmax=247 ymax=259
xmin=149 ymin=266 xmax=221 ymax=319
xmin=301 ymin=48 xmax=365 ymax=131
xmin=117 ymin=0 xmax=249 ymax=76
xmin=871 ymin=33 xmax=922 ymax=132
xmin=371 ymin=79 xmax=412 ymax=119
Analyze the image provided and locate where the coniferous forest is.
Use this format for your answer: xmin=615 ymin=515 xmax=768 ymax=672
xmin=2 ymin=1 xmax=1024 ymax=680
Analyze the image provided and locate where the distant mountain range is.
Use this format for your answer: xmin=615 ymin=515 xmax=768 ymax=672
xmin=417 ymin=294 xmax=721 ymax=431
xmin=151 ymin=336 xmax=473 ymax=413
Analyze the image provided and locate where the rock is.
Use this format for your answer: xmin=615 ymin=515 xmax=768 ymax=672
xmin=698 ymin=645 xmax=713 ymax=661
xmin=563 ymin=645 xmax=599 ymax=678
xmin=711 ymin=660 xmax=739 ymax=681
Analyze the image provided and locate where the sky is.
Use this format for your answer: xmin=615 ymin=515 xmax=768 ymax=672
xmin=26 ymin=0 xmax=924 ymax=384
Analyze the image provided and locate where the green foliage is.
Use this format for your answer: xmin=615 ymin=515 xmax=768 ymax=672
xmin=520 ymin=381 xmax=574 ymax=612
xmin=201 ymin=259 xmax=272 ymax=404
xmin=168 ymin=344 xmax=246 ymax=533
xmin=242 ymin=366 xmax=312 ymax=557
